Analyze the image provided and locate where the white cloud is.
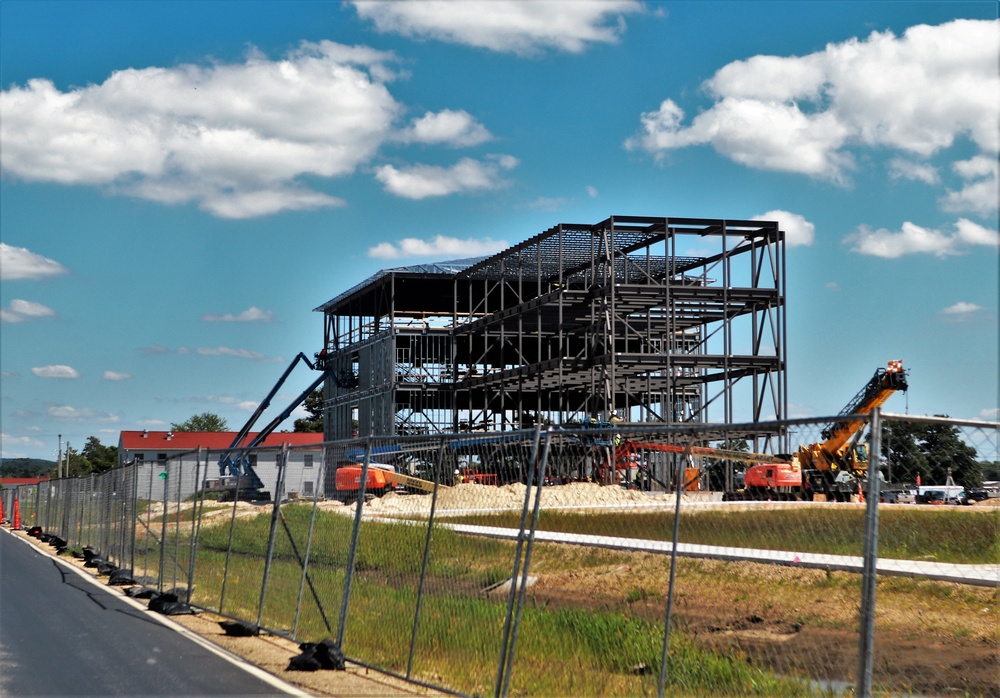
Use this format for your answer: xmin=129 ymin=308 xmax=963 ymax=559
xmin=369 ymin=235 xmax=508 ymax=260
xmin=47 ymin=404 xmax=119 ymax=422
xmin=350 ymin=1 xmax=643 ymax=55
xmin=0 ymin=433 xmax=45 ymax=458
xmin=0 ymin=41 xmax=405 ymax=218
xmin=940 ymin=155 xmax=999 ymax=217
xmin=398 ymin=110 xmax=492 ymax=147
xmin=0 ymin=243 xmax=68 ymax=281
xmin=752 ymin=210 xmax=814 ymax=247
xmin=585 ymin=185 xmax=598 ymax=198
xmin=31 ymin=365 xmax=79 ymax=379
xmin=981 ymin=407 xmax=1000 ymax=420
xmin=202 ymin=306 xmax=275 ymax=322
xmin=196 ymin=346 xmax=283 ymax=362
xmin=845 ymin=218 xmax=999 ymax=258
xmin=626 ymin=19 xmax=999 ymax=184
xmin=940 ymin=301 xmax=987 ymax=324
xmin=888 ymin=158 xmax=939 ymax=185
xmin=103 ymin=371 xmax=133 ymax=381
xmin=1 ymin=299 xmax=56 ymax=323
xmin=374 ymin=155 xmax=517 ymax=199
xmin=941 ymin=301 xmax=983 ymax=315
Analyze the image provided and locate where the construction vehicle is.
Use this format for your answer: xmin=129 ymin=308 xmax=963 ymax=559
xmin=205 ymin=352 xmax=329 ymax=501
xmin=727 ymin=360 xmax=908 ymax=501
xmin=333 ymin=462 xmax=447 ymax=503
xmin=583 ymin=361 xmax=907 ymax=502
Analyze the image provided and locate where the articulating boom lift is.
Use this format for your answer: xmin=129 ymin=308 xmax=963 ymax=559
xmin=207 ymin=352 xmax=329 ymax=501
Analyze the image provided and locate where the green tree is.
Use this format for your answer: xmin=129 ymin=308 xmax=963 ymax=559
xmin=882 ymin=418 xmax=982 ymax=488
xmin=293 ymin=390 xmax=324 ymax=433
xmin=171 ymin=412 xmax=229 ymax=432
xmin=81 ymin=436 xmax=117 ymax=474
xmin=62 ymin=444 xmax=93 ymax=477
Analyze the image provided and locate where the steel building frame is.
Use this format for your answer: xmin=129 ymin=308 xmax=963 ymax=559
xmin=315 ymin=215 xmax=787 ymax=450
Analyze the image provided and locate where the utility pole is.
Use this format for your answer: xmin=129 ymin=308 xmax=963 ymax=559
xmin=58 ymin=434 xmax=63 ymax=479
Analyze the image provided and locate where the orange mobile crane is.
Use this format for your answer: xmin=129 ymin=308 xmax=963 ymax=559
xmin=595 ymin=361 xmax=907 ymax=501
xmin=727 ymin=360 xmax=908 ymax=501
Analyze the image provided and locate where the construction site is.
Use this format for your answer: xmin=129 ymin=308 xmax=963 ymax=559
xmin=314 ymin=214 xmax=786 ymax=456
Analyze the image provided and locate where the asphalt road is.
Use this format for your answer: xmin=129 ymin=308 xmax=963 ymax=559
xmin=0 ymin=530 xmax=294 ymax=697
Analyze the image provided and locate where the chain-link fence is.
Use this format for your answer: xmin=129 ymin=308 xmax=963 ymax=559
xmin=5 ymin=412 xmax=997 ymax=696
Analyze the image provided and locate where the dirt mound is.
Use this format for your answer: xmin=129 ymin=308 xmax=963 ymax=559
xmin=362 ymin=482 xmax=666 ymax=516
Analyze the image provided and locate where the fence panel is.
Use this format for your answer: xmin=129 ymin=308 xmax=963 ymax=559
xmin=7 ymin=412 xmax=996 ymax=697
xmin=871 ymin=414 xmax=999 ymax=697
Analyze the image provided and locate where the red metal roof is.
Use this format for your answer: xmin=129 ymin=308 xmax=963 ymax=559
xmin=1 ymin=477 xmax=50 ymax=486
xmin=119 ymin=430 xmax=323 ymax=451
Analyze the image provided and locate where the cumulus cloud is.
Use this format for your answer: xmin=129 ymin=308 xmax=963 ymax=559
xmin=1 ymin=299 xmax=56 ymax=323
xmin=204 ymin=394 xmax=261 ymax=412
xmin=1 ymin=42 xmax=407 ymax=218
xmin=103 ymin=370 xmax=133 ymax=381
xmin=888 ymin=158 xmax=940 ymax=185
xmin=845 ymin=218 xmax=999 ymax=258
xmin=397 ymin=110 xmax=492 ymax=147
xmin=195 ymin=346 xmax=283 ymax=362
xmin=585 ymin=185 xmax=598 ymax=198
xmin=32 ymin=365 xmax=80 ymax=379
xmin=47 ymin=404 xmax=119 ymax=422
xmin=940 ymin=302 xmax=986 ymax=323
xmin=374 ymin=155 xmax=517 ymax=199
xmin=0 ymin=433 xmax=45 ymax=458
xmin=369 ymin=235 xmax=508 ymax=260
xmin=626 ymin=20 xmax=999 ymax=184
xmin=201 ymin=306 xmax=275 ymax=322
xmin=752 ymin=210 xmax=815 ymax=247
xmin=350 ymin=1 xmax=643 ymax=55
xmin=0 ymin=243 xmax=68 ymax=281
xmin=940 ymin=155 xmax=999 ymax=217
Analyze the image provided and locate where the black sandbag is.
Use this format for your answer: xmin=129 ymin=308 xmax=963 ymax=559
xmin=47 ymin=535 xmax=67 ymax=549
xmin=148 ymin=592 xmax=194 ymax=616
xmin=219 ymin=620 xmax=259 ymax=637
xmin=82 ymin=546 xmax=100 ymax=562
xmin=27 ymin=526 xmax=42 ymax=537
xmin=286 ymin=651 xmax=321 ymax=672
xmin=294 ymin=638 xmax=346 ymax=671
xmin=108 ymin=569 xmax=136 ymax=586
xmin=124 ymin=586 xmax=157 ymax=599
xmin=96 ymin=560 xmax=118 ymax=575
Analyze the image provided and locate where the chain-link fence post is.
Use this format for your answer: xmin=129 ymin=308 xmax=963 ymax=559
xmin=857 ymin=409 xmax=881 ymax=696
xmin=498 ymin=426 xmax=550 ymax=698
xmin=337 ymin=437 xmax=372 ymax=649
xmin=257 ymin=444 xmax=288 ymax=629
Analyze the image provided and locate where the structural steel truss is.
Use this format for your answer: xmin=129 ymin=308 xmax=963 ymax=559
xmin=315 ymin=215 xmax=786 ymax=450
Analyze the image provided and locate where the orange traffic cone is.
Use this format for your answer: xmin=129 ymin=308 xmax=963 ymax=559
xmin=13 ymin=496 xmax=20 ymax=530
xmin=858 ymin=487 xmax=864 ymax=504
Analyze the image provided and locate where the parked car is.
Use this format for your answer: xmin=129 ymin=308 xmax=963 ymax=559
xmin=967 ymin=488 xmax=992 ymax=502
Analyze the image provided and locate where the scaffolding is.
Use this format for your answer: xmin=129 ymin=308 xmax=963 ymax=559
xmin=314 ymin=215 xmax=787 ymax=452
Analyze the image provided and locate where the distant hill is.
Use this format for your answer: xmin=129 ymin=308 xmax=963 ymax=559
xmin=0 ymin=458 xmax=56 ymax=478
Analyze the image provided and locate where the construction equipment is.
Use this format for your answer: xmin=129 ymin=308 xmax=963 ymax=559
xmin=333 ymin=462 xmax=446 ymax=503
xmin=205 ymin=352 xmax=329 ymax=501
xmin=588 ymin=361 xmax=907 ymax=502
xmin=730 ymin=360 xmax=908 ymax=501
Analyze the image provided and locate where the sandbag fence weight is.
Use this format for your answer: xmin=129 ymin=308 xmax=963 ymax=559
xmin=7 ymin=413 xmax=998 ymax=697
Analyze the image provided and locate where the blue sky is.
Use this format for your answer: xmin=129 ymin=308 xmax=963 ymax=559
xmin=2 ymin=1 xmax=997 ymax=460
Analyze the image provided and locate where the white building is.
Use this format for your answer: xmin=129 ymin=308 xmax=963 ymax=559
xmin=118 ymin=430 xmax=325 ymax=500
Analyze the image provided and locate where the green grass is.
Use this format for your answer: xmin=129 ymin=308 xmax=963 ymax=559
xmin=440 ymin=507 xmax=1000 ymax=564
xmin=140 ymin=502 xmax=999 ymax=695
xmin=179 ymin=506 xmax=826 ymax=696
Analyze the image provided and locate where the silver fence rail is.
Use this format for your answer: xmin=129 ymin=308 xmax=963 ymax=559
xmin=5 ymin=412 xmax=998 ymax=697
